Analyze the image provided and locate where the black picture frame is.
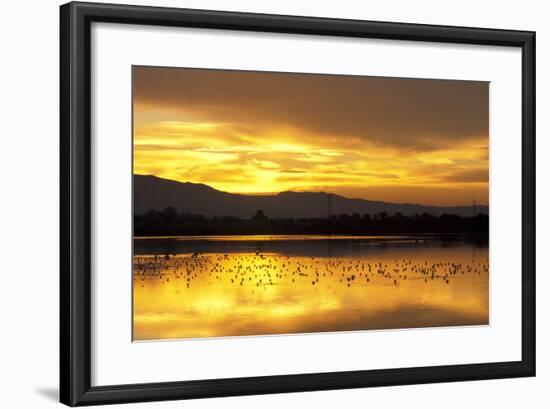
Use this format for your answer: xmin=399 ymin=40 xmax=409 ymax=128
xmin=60 ymin=1 xmax=536 ymax=406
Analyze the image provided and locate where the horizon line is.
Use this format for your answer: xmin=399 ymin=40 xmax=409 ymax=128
xmin=133 ymin=173 xmax=489 ymax=208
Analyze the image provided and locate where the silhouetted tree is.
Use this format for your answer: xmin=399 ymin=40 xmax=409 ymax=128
xmin=161 ymin=207 xmax=178 ymax=224
xmin=142 ymin=209 xmax=162 ymax=225
xmin=252 ymin=209 xmax=268 ymax=221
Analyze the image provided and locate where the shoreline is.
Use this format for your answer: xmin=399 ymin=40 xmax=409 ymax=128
xmin=133 ymin=232 xmax=489 ymax=239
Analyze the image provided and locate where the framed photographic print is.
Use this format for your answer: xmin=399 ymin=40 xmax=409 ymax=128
xmin=60 ymin=1 xmax=536 ymax=406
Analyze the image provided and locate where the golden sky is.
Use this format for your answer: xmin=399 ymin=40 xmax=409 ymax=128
xmin=133 ymin=66 xmax=488 ymax=206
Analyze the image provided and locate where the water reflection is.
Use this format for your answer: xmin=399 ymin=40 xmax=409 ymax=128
xmin=133 ymin=235 xmax=488 ymax=340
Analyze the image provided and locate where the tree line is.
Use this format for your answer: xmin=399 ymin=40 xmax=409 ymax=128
xmin=134 ymin=207 xmax=489 ymax=236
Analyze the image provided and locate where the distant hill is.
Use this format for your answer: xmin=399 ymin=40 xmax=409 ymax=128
xmin=134 ymin=174 xmax=488 ymax=219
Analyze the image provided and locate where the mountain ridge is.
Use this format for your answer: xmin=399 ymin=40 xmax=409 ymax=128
xmin=134 ymin=174 xmax=488 ymax=218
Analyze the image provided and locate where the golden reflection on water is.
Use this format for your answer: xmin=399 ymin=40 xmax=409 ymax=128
xmin=133 ymin=240 xmax=488 ymax=341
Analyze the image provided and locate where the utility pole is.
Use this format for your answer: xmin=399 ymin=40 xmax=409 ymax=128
xmin=472 ymin=199 xmax=477 ymax=217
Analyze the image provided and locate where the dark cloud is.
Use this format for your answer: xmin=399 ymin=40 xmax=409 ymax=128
xmin=133 ymin=66 xmax=488 ymax=152
xmin=442 ymin=168 xmax=489 ymax=183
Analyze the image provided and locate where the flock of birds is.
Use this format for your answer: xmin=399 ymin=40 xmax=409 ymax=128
xmin=133 ymin=252 xmax=489 ymax=290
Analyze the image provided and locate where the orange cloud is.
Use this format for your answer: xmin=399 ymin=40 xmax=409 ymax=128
xmin=133 ymin=67 xmax=489 ymax=206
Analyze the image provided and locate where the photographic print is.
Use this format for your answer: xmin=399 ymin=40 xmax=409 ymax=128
xmin=132 ymin=66 xmax=489 ymax=341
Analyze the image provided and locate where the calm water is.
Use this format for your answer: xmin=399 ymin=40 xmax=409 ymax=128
xmin=133 ymin=235 xmax=489 ymax=341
